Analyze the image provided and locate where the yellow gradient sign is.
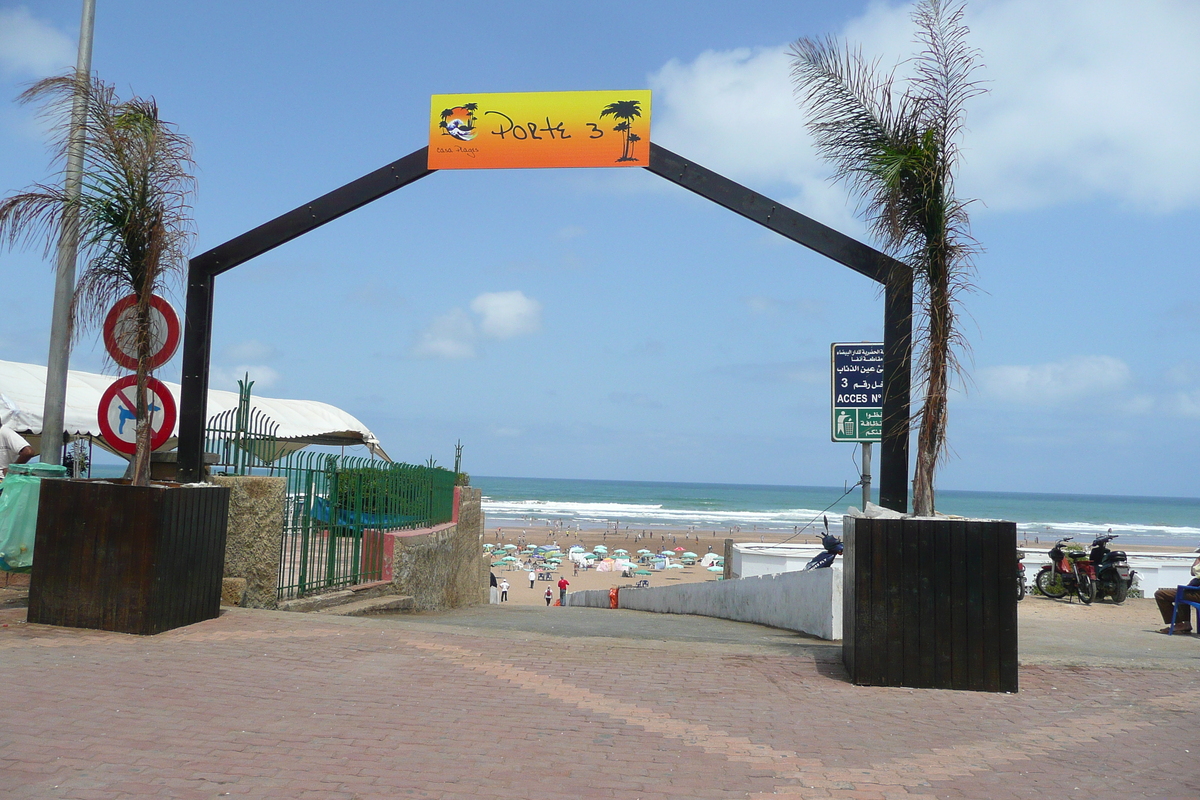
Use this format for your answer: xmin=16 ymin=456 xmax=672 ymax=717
xmin=429 ymin=91 xmax=651 ymax=170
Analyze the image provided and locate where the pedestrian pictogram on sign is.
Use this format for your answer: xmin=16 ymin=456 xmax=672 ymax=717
xmin=97 ymin=375 xmax=177 ymax=455
xmin=832 ymin=343 xmax=884 ymax=443
xmin=102 ymin=294 xmax=181 ymax=371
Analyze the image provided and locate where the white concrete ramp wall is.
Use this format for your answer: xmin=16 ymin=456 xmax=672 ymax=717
xmin=567 ymin=569 xmax=842 ymax=640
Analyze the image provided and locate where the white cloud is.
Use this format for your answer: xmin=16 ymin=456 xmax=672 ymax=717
xmin=470 ymin=290 xmax=542 ymax=339
xmin=224 ymin=339 xmax=276 ymax=363
xmin=648 ymin=0 xmax=1200 ymax=215
xmin=1171 ymin=390 xmax=1200 ymax=418
xmin=742 ymin=295 xmax=824 ymax=318
xmin=649 ymin=46 xmax=863 ymax=234
xmin=414 ymin=291 xmax=542 ymax=359
xmin=411 ymin=308 xmax=476 ymax=359
xmin=0 ymin=8 xmax=75 ymax=78
xmin=212 ymin=365 xmax=281 ymax=391
xmin=979 ymin=355 xmax=1130 ymax=406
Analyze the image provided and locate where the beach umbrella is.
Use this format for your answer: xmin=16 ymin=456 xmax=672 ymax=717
xmin=707 ymin=566 xmax=724 ymax=572
xmin=569 ymin=545 xmax=584 ymax=552
xmin=673 ymin=547 xmax=685 ymax=552
xmin=593 ymin=545 xmax=608 ymax=552
xmin=503 ymin=544 xmax=518 ymax=550
xmin=501 ymin=555 xmax=517 ymax=562
xmin=659 ymin=551 xmax=673 ymax=557
xmin=635 ymin=570 xmax=652 ymax=575
xmin=483 ymin=543 xmax=494 ymax=550
xmin=584 ymin=553 xmax=598 ymax=560
xmin=666 ymin=563 xmax=684 ymax=569
xmin=613 ymin=548 xmax=628 ymax=554
xmin=637 ymin=549 xmax=652 ymax=555
xmin=682 ymin=552 xmax=697 ymax=558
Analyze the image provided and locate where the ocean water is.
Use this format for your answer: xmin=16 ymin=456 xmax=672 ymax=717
xmin=473 ymin=475 xmax=1200 ymax=549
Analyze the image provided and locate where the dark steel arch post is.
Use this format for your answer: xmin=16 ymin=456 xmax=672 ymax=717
xmin=880 ymin=270 xmax=912 ymax=513
xmin=177 ymin=267 xmax=214 ymax=483
xmin=178 ymin=142 xmax=911 ymax=510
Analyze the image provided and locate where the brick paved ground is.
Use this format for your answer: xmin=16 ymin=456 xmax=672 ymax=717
xmin=3 ymin=604 xmax=1198 ymax=800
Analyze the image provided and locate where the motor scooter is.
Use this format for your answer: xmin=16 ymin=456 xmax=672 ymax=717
xmin=805 ymin=516 xmax=843 ymax=570
xmin=1090 ymin=532 xmax=1134 ymax=603
xmin=1035 ymin=537 xmax=1096 ymax=604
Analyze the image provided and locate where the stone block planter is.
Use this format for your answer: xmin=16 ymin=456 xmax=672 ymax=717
xmin=842 ymin=515 xmax=1018 ymax=693
xmin=28 ymin=478 xmax=230 ymax=635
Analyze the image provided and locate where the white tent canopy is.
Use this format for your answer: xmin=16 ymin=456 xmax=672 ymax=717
xmin=0 ymin=359 xmax=388 ymax=460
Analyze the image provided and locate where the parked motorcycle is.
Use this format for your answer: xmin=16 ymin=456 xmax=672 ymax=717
xmin=1035 ymin=537 xmax=1097 ymax=604
xmin=1090 ymin=532 xmax=1134 ymax=603
xmin=805 ymin=516 xmax=843 ymax=570
xmin=1016 ymin=549 xmax=1026 ymax=601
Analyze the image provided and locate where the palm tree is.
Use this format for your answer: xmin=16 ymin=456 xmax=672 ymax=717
xmin=0 ymin=71 xmax=195 ymax=486
xmin=790 ymin=0 xmax=983 ymax=515
xmin=599 ymin=100 xmax=642 ymax=162
xmin=627 ymin=132 xmax=642 ymax=161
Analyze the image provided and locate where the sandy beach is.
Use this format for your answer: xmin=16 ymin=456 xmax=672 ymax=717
xmin=484 ymin=521 xmax=1198 ymax=607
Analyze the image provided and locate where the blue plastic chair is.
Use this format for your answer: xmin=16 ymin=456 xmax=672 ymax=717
xmin=1169 ymin=585 xmax=1200 ymax=635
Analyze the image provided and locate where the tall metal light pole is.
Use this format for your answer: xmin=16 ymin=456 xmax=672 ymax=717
xmin=41 ymin=0 xmax=96 ymax=465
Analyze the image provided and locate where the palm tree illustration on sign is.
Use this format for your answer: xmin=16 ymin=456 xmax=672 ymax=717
xmin=599 ymin=100 xmax=642 ymax=162
xmin=439 ymin=102 xmax=478 ymax=141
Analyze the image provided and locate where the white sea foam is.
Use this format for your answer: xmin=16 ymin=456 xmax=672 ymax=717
xmin=482 ymin=498 xmax=833 ymax=530
xmin=1017 ymin=520 xmax=1200 ymax=540
xmin=481 ymin=497 xmax=1200 ymax=541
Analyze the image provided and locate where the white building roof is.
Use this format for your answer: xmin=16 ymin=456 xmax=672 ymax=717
xmin=0 ymin=359 xmax=387 ymax=460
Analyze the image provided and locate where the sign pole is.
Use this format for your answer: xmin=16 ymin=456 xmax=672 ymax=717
xmin=861 ymin=442 xmax=872 ymax=511
xmin=42 ymin=0 xmax=95 ymax=465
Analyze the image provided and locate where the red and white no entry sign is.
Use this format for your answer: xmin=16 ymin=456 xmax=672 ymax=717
xmin=97 ymin=375 xmax=177 ymax=455
xmin=102 ymin=294 xmax=181 ymax=371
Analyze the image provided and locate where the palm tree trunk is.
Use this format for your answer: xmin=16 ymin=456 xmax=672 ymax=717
xmin=129 ymin=298 xmax=152 ymax=486
xmin=912 ymin=247 xmax=952 ymax=516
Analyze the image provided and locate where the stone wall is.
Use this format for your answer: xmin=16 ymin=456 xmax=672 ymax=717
xmin=388 ymin=486 xmax=486 ymax=610
xmin=569 ymin=568 xmax=843 ymax=640
xmin=213 ymin=476 xmax=285 ymax=609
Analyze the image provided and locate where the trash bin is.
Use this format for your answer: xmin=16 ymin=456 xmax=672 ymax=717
xmin=0 ymin=463 xmax=68 ymax=571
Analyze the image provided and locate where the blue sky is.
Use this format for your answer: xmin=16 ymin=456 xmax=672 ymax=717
xmin=0 ymin=1 xmax=1197 ymax=499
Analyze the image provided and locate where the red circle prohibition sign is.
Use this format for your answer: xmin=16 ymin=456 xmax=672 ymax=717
xmin=97 ymin=375 xmax=177 ymax=455
xmin=102 ymin=294 xmax=181 ymax=372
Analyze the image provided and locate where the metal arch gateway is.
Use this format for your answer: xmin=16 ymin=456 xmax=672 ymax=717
xmin=177 ymin=143 xmax=914 ymax=512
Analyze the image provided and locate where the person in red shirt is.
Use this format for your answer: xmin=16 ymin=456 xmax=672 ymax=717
xmin=557 ymin=576 xmax=569 ymax=605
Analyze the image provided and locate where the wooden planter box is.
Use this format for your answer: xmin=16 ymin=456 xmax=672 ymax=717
xmin=28 ymin=479 xmax=230 ymax=635
xmin=842 ymin=515 xmax=1018 ymax=693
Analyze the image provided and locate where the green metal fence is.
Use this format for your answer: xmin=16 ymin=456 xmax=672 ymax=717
xmin=271 ymin=451 xmax=457 ymax=600
xmin=205 ymin=375 xmax=458 ymax=600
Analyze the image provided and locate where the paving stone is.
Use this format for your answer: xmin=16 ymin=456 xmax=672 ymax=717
xmin=1 ymin=605 xmax=1198 ymax=799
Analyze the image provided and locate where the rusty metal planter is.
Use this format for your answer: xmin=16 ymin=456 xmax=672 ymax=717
xmin=28 ymin=479 xmax=230 ymax=635
xmin=842 ymin=515 xmax=1019 ymax=693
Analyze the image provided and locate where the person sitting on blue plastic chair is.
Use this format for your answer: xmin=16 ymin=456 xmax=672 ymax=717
xmin=1155 ymin=550 xmax=1200 ymax=634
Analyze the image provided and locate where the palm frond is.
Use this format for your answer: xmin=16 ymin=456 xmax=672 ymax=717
xmin=791 ymin=1 xmax=984 ymax=514
xmin=1 ymin=70 xmax=196 ymax=486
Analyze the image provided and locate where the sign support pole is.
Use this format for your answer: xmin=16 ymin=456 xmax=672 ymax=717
xmin=42 ymin=0 xmax=95 ymax=465
xmin=861 ymin=442 xmax=872 ymax=511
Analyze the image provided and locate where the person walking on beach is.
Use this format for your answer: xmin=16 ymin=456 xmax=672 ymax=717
xmin=528 ymin=569 xmax=536 ymax=589
xmin=1155 ymin=550 xmax=1200 ymax=633
xmin=499 ymin=579 xmax=509 ymax=602
xmin=557 ymin=576 xmax=569 ymax=605
xmin=544 ymin=587 xmax=553 ymax=606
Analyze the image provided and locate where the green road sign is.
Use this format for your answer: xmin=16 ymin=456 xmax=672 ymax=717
xmin=831 ymin=343 xmax=883 ymax=443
